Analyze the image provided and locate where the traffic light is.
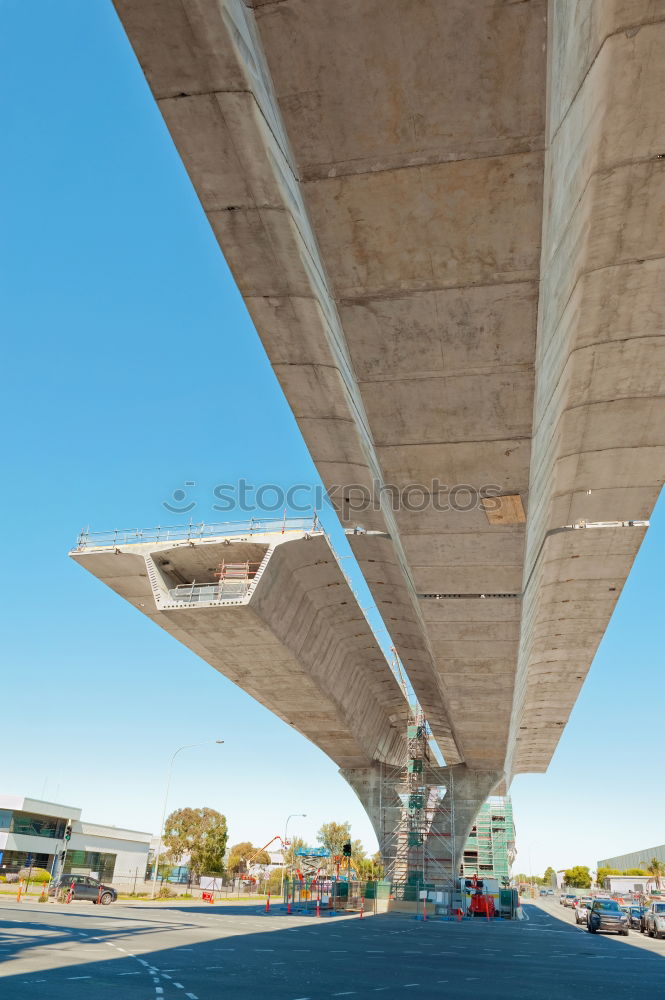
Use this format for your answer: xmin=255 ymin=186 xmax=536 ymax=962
xmin=342 ymin=842 xmax=352 ymax=858
xmin=64 ymin=823 xmax=72 ymax=842
xmin=59 ymin=851 xmax=65 ymax=862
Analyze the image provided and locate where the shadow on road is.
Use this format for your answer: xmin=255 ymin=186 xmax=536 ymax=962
xmin=1 ymin=900 xmax=664 ymax=999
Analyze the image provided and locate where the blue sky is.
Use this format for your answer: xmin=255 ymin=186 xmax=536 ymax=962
xmin=2 ymin=1 xmax=663 ymax=876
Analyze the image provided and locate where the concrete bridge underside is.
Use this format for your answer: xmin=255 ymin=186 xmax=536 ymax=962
xmin=108 ymin=0 xmax=665 ymax=781
xmin=72 ymin=529 xmax=501 ymax=884
xmin=76 ymin=1 xmax=665 ymax=878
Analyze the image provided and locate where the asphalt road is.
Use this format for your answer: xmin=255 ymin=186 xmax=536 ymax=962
xmin=1 ymin=897 xmax=664 ymax=999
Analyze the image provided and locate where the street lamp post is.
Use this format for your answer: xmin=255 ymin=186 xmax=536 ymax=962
xmin=281 ymin=812 xmax=306 ymax=901
xmin=151 ymin=740 xmax=224 ymax=899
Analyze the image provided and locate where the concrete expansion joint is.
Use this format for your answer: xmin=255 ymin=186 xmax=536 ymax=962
xmin=550 ymin=15 xmax=665 ymax=145
xmin=546 ymin=159 xmax=665 ymax=278
xmin=338 ymin=275 xmax=539 ymax=307
xmin=301 ymin=143 xmax=546 ymax=186
xmin=157 ymin=86 xmax=254 ymax=102
xmin=538 ymin=252 xmax=665 ymax=381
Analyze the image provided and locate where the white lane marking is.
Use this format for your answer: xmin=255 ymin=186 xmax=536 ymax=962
xmin=67 ymin=976 xmax=92 ymax=980
xmin=205 ymin=966 xmax=225 ymax=970
xmin=138 ymin=960 xmax=150 ymax=966
xmin=185 ymin=994 xmax=198 ymax=999
xmin=115 ymin=946 xmax=126 ymax=952
xmin=155 ymin=990 xmax=163 ymax=996
xmin=254 ymin=948 xmax=274 ymax=951
xmin=403 ymin=986 xmax=419 ymax=989
xmin=366 ymin=950 xmax=384 ymax=953
xmin=174 ymin=985 xmax=184 ymax=990
xmin=333 ymin=994 xmax=356 ymax=997
xmin=118 ymin=972 xmax=141 ymax=976
xmin=162 ymin=973 xmax=172 ymax=978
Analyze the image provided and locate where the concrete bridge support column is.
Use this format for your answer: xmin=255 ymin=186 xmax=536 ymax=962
xmin=341 ymin=763 xmax=501 ymax=891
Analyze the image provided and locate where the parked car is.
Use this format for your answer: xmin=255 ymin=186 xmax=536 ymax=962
xmin=575 ymin=900 xmax=592 ymax=924
xmin=643 ymin=902 xmax=665 ymax=938
xmin=49 ymin=874 xmax=116 ymax=905
xmin=587 ymin=898 xmax=629 ymax=935
xmin=628 ymin=905 xmax=647 ymax=929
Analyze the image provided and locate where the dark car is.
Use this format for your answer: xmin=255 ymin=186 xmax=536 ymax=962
xmin=49 ymin=874 xmax=116 ymax=905
xmin=587 ymin=898 xmax=629 ymax=935
xmin=628 ymin=905 xmax=647 ymax=929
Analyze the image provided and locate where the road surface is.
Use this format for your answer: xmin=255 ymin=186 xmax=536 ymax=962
xmin=1 ymin=897 xmax=663 ymax=998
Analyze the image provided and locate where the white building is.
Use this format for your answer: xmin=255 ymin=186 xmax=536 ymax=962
xmin=0 ymin=795 xmax=151 ymax=886
xmin=603 ymin=875 xmax=655 ymax=896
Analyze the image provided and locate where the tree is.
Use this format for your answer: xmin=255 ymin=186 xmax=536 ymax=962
xmin=596 ymin=867 xmax=621 ymax=887
xmin=162 ymin=807 xmax=228 ymax=876
xmin=624 ymin=868 xmax=647 ymax=876
xmin=514 ymin=873 xmax=543 ymax=885
xmin=543 ymin=866 xmax=556 ymax=887
xmin=227 ymin=842 xmax=270 ymax=876
xmin=356 ymin=851 xmax=385 ymax=881
xmin=564 ymin=865 xmax=592 ymax=888
xmin=317 ymin=821 xmax=352 ymax=857
xmin=646 ymin=858 xmax=665 ymax=889
xmin=282 ymin=835 xmax=305 ymax=867
xmin=197 ymin=823 xmax=229 ymax=875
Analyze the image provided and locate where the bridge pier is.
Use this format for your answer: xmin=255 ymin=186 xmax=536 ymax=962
xmin=341 ymin=762 xmax=501 ymax=897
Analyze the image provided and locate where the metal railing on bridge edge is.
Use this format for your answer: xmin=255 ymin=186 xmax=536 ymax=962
xmin=74 ymin=514 xmax=322 ymax=551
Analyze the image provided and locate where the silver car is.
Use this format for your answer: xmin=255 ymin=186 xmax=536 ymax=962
xmin=644 ymin=902 xmax=665 ymax=938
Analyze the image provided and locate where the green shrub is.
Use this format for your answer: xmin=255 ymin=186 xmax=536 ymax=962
xmin=19 ymin=868 xmax=51 ymax=883
xmin=157 ymin=885 xmax=176 ymax=898
xmin=0 ymin=875 xmax=6 ymax=883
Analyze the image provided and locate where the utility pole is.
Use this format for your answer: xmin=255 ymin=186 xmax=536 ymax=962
xmin=152 ymin=740 xmax=224 ymax=900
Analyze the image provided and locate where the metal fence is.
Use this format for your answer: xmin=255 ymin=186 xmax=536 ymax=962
xmin=283 ymin=878 xmax=389 ymax=914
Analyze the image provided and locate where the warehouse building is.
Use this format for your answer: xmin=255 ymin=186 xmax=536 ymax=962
xmin=598 ymin=844 xmax=665 ymax=872
xmin=0 ymin=795 xmax=151 ymax=885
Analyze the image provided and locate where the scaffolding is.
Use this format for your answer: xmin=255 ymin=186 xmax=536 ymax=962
xmin=461 ymin=796 xmax=515 ymax=882
xmin=379 ymin=711 xmax=455 ymax=900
